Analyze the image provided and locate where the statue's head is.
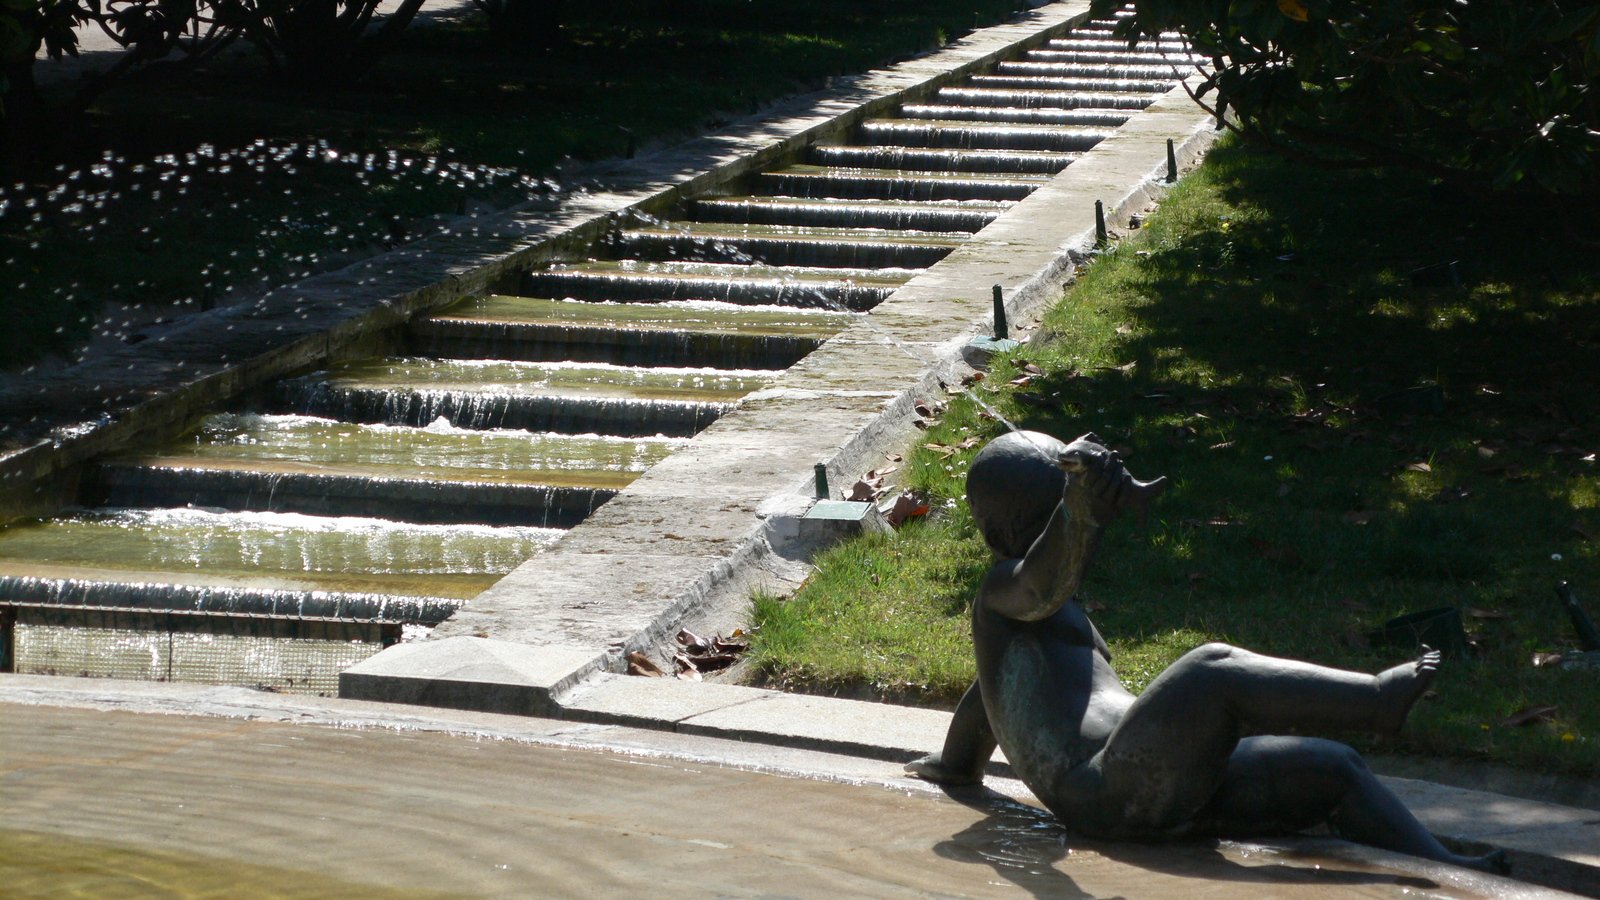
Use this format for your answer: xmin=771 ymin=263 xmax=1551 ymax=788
xmin=966 ymin=430 xmax=1070 ymax=558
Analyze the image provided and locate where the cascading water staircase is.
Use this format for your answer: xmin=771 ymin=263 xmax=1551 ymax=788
xmin=0 ymin=10 xmax=1201 ymax=693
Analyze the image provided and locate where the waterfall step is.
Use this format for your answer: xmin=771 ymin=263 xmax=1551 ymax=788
xmin=808 ymin=144 xmax=1078 ymax=175
xmin=525 ymin=260 xmax=908 ymax=311
xmin=995 ymin=61 xmax=1192 ymax=81
xmin=0 ymin=507 xmax=562 ymax=621
xmin=610 ymin=222 xmax=964 ymax=269
xmin=858 ymin=119 xmax=1115 ymax=152
xmin=756 ymin=165 xmax=1048 ymax=202
xmin=414 ymin=295 xmax=854 ymax=368
xmin=1024 ymin=48 xmax=1205 ymax=66
xmin=693 ymin=195 xmax=1006 ymax=233
xmin=896 ymin=105 xmax=1133 ymax=128
xmin=85 ymin=414 xmax=678 ymax=526
xmin=1045 ymin=38 xmax=1195 ymax=54
xmin=966 ymin=74 xmax=1175 ymax=94
xmin=275 ymin=358 xmax=770 ymax=437
xmin=935 ymin=86 xmax=1155 ymax=110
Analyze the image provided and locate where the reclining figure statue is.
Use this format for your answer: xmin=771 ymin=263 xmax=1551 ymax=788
xmin=907 ymin=430 xmax=1506 ymax=873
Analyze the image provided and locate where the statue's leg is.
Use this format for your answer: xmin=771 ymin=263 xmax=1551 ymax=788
xmin=905 ymin=679 xmax=996 ymax=785
xmin=1198 ymin=736 xmax=1509 ymax=873
xmin=1091 ymin=643 xmax=1440 ymax=830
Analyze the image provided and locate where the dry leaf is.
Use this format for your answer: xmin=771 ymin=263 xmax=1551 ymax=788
xmin=886 ymin=492 xmax=931 ymax=527
xmin=627 ymin=651 xmax=665 ymax=677
xmin=1248 ymin=536 xmax=1304 ymax=567
xmin=1532 ymin=652 xmax=1566 ymax=668
xmin=1406 ymin=461 xmax=1433 ymax=473
xmin=1020 ymin=362 xmax=1045 ymax=376
xmin=1498 ymin=705 xmax=1559 ymax=728
xmin=848 ymin=480 xmax=877 ymax=501
xmin=676 ymin=628 xmax=712 ymax=653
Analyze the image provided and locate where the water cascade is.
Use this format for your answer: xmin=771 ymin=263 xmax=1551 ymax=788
xmin=0 ymin=8 xmax=1198 ymax=693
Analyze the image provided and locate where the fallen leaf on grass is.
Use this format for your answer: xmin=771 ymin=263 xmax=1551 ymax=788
xmin=627 ymin=651 xmax=665 ymax=677
xmin=885 ymin=492 xmax=931 ymax=527
xmin=1406 ymin=461 xmax=1433 ymax=473
xmin=848 ymin=479 xmax=877 ymax=501
xmin=1532 ymin=652 xmax=1566 ymax=668
xmin=1248 ymin=536 xmax=1304 ymax=567
xmin=1498 ymin=705 xmax=1559 ymax=728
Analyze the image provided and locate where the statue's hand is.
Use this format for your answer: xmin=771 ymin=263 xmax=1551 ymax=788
xmin=1057 ymin=436 xmax=1125 ymax=525
xmin=905 ymin=753 xmax=984 ymax=786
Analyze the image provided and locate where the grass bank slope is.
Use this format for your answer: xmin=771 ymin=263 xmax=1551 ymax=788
xmin=752 ymin=138 xmax=1600 ymax=776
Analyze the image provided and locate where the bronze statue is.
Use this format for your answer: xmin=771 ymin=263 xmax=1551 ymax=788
xmin=908 ymin=431 xmax=1507 ymax=873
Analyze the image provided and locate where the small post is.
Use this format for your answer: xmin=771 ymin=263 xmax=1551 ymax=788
xmin=814 ymin=463 xmax=830 ymax=499
xmin=992 ymin=284 xmax=1008 ymax=340
xmin=1094 ymin=199 xmax=1108 ymax=247
xmin=1166 ymin=138 xmax=1178 ymax=183
xmin=0 ymin=606 xmax=15 ymax=673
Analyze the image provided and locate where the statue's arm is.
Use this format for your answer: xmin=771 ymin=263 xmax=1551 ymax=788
xmin=984 ymin=448 xmax=1123 ymax=622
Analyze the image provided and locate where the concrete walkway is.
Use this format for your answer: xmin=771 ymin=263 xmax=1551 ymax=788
xmin=0 ymin=675 xmax=1568 ymax=898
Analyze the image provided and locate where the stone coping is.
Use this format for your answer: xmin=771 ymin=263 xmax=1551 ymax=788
xmin=0 ymin=673 xmax=1587 ymax=897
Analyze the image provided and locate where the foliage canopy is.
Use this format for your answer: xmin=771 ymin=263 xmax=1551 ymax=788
xmin=1098 ymin=0 xmax=1600 ymax=196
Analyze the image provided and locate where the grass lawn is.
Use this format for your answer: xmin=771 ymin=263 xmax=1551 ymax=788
xmin=750 ymin=138 xmax=1600 ymax=776
xmin=1 ymin=0 xmax=1027 ymax=367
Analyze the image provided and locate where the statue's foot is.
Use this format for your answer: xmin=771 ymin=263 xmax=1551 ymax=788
xmin=905 ymin=753 xmax=983 ymax=786
xmin=1373 ymin=647 xmax=1441 ymax=734
xmin=1466 ymin=848 xmax=1511 ymax=876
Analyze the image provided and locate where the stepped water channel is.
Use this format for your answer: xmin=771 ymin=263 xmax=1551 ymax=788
xmin=0 ymin=6 xmax=1206 ymax=694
